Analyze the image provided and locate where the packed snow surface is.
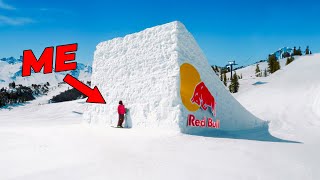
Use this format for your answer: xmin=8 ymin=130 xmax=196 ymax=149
xmin=0 ymin=54 xmax=320 ymax=179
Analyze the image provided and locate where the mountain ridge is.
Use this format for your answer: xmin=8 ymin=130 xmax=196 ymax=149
xmin=0 ymin=56 xmax=92 ymax=87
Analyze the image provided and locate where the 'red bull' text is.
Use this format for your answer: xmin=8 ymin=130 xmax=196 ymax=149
xmin=187 ymin=114 xmax=220 ymax=128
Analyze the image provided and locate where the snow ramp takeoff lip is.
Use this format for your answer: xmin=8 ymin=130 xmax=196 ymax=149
xmin=178 ymin=61 xmax=266 ymax=137
xmin=83 ymin=21 xmax=286 ymax=141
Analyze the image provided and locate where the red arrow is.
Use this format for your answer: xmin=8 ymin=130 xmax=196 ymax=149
xmin=63 ymin=74 xmax=106 ymax=104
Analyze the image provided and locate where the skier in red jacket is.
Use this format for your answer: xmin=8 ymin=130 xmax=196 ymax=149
xmin=117 ymin=100 xmax=126 ymax=128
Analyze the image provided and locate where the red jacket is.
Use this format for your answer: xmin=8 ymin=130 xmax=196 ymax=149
xmin=118 ymin=104 xmax=125 ymax=115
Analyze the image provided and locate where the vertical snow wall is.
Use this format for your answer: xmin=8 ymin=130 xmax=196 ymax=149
xmin=83 ymin=21 xmax=266 ymax=134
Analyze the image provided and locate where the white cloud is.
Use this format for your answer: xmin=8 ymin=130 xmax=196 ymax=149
xmin=0 ymin=0 xmax=16 ymax=10
xmin=0 ymin=15 xmax=34 ymax=25
xmin=0 ymin=1 xmax=34 ymax=26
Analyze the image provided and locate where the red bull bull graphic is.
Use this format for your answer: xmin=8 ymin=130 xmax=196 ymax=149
xmin=190 ymin=82 xmax=216 ymax=116
xmin=180 ymin=63 xmax=220 ymax=128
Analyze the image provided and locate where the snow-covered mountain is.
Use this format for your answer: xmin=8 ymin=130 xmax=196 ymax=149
xmin=0 ymin=56 xmax=92 ymax=87
xmin=0 ymin=56 xmax=23 ymax=64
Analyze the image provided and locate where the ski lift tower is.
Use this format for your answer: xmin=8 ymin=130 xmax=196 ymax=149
xmin=226 ymin=60 xmax=238 ymax=79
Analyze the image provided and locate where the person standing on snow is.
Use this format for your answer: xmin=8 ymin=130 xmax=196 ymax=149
xmin=117 ymin=101 xmax=126 ymax=128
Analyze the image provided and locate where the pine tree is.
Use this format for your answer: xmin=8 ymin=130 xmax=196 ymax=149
xmin=223 ymin=72 xmax=227 ymax=86
xmin=229 ymin=72 xmax=239 ymax=93
xmin=268 ymin=54 xmax=280 ymax=73
xmin=293 ymin=46 xmax=302 ymax=56
xmin=305 ymin=46 xmax=310 ymax=55
xmin=293 ymin=46 xmax=297 ymax=56
xmin=286 ymin=56 xmax=294 ymax=65
xmin=264 ymin=68 xmax=267 ymax=77
xmin=255 ymin=64 xmax=261 ymax=77
xmin=9 ymin=81 xmax=15 ymax=89
xmin=297 ymin=47 xmax=302 ymax=56
xmin=285 ymin=57 xmax=290 ymax=65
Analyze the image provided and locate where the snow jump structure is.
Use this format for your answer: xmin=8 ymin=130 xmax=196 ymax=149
xmin=84 ymin=21 xmax=267 ymax=135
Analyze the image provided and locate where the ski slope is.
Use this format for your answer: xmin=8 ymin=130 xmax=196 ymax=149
xmin=236 ymin=54 xmax=320 ymax=138
xmin=0 ymin=54 xmax=319 ymax=179
xmin=227 ymin=55 xmax=308 ymax=94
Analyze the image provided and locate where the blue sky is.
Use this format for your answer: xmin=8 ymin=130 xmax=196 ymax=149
xmin=0 ymin=0 xmax=319 ymax=66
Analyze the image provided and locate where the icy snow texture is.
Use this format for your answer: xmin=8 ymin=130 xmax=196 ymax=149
xmin=84 ymin=21 xmax=266 ymax=133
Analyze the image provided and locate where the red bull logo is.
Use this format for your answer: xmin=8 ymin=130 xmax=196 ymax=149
xmin=190 ymin=82 xmax=216 ymax=116
xmin=180 ymin=63 xmax=220 ymax=129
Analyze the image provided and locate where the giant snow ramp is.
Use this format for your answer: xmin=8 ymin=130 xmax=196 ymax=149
xmin=84 ymin=21 xmax=267 ymax=135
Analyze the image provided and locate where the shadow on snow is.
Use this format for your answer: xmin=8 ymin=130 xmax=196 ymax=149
xmin=252 ymin=81 xmax=268 ymax=86
xmin=182 ymin=124 xmax=301 ymax=143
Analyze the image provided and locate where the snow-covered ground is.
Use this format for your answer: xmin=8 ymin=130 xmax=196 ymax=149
xmin=227 ymin=55 xmax=302 ymax=94
xmin=0 ymin=54 xmax=320 ymax=180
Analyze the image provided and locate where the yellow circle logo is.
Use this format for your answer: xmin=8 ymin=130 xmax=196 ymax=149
xmin=180 ymin=63 xmax=201 ymax=112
